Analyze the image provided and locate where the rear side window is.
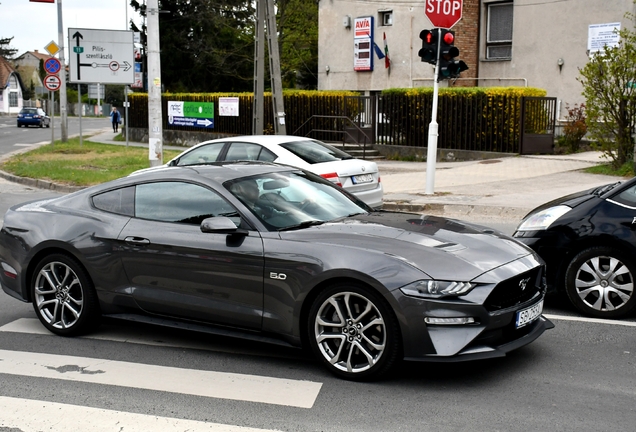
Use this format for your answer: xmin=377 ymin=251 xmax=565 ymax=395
xmin=177 ymin=142 xmax=225 ymax=166
xmin=613 ymin=185 xmax=636 ymax=208
xmin=21 ymin=108 xmax=37 ymax=114
xmin=279 ymin=140 xmax=352 ymax=164
xmin=92 ymin=186 xmax=135 ymax=216
xmin=224 ymin=142 xmax=276 ymax=162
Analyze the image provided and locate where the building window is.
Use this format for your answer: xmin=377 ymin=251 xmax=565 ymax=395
xmin=379 ymin=10 xmax=392 ymax=26
xmin=9 ymin=92 xmax=18 ymax=107
xmin=8 ymin=75 xmax=18 ymax=89
xmin=486 ymin=2 xmax=513 ymax=60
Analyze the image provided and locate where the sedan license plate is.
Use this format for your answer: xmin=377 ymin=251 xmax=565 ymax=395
xmin=352 ymin=174 xmax=373 ymax=184
xmin=515 ymin=300 xmax=543 ymax=329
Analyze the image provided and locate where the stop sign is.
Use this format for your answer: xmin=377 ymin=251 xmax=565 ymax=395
xmin=425 ymin=0 xmax=463 ymax=29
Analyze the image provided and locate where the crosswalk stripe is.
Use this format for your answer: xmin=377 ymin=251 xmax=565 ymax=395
xmin=0 ymin=396 xmax=281 ymax=431
xmin=0 ymin=349 xmax=322 ymax=408
xmin=0 ymin=318 xmax=308 ymax=360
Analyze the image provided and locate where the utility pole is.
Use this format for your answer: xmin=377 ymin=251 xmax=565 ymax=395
xmin=146 ymin=0 xmax=163 ymax=166
xmin=252 ymin=0 xmax=265 ymax=135
xmin=56 ymin=0 xmax=68 ymax=142
xmin=253 ymin=0 xmax=286 ymax=135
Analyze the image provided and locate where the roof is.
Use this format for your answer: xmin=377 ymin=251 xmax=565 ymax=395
xmin=15 ymin=50 xmax=53 ymax=62
xmin=0 ymin=56 xmax=17 ymax=88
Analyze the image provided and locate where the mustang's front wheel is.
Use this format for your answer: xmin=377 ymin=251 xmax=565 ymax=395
xmin=31 ymin=253 xmax=101 ymax=336
xmin=308 ymin=284 xmax=401 ymax=380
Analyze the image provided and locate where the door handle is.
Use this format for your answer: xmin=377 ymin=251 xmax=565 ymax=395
xmin=124 ymin=236 xmax=150 ymax=245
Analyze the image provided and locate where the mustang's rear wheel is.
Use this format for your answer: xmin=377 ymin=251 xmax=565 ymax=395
xmin=31 ymin=253 xmax=101 ymax=336
xmin=565 ymin=247 xmax=636 ymax=319
xmin=308 ymin=283 xmax=400 ymax=380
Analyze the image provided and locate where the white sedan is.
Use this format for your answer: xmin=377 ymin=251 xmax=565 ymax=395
xmin=142 ymin=135 xmax=383 ymax=208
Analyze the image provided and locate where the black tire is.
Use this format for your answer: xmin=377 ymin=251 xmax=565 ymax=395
xmin=308 ymin=283 xmax=401 ymax=381
xmin=565 ymin=247 xmax=636 ymax=319
xmin=31 ymin=253 xmax=101 ymax=336
xmin=46 ymin=121 xmax=50 ymax=128
xmin=39 ymin=121 xmax=43 ymax=128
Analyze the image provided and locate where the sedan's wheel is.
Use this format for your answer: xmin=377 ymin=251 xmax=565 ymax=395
xmin=31 ymin=254 xmax=101 ymax=336
xmin=565 ymin=247 xmax=636 ymax=318
xmin=308 ymin=284 xmax=400 ymax=380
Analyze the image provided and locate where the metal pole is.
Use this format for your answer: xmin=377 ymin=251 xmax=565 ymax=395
xmin=425 ymin=28 xmax=442 ymax=195
xmin=125 ymin=88 xmax=129 ymax=147
xmin=57 ymin=0 xmax=68 ymax=142
xmin=50 ymin=91 xmax=54 ymax=145
xmin=78 ymin=84 xmax=83 ymax=146
xmin=265 ymin=0 xmax=286 ymax=135
xmin=252 ymin=0 xmax=265 ymax=135
xmin=146 ymin=0 xmax=163 ymax=166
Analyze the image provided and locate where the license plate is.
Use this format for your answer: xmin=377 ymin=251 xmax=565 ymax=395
xmin=515 ymin=300 xmax=543 ymax=329
xmin=352 ymin=174 xmax=373 ymax=184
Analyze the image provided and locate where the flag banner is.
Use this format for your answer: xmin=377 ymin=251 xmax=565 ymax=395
xmin=383 ymin=32 xmax=391 ymax=69
xmin=373 ymin=42 xmax=385 ymax=59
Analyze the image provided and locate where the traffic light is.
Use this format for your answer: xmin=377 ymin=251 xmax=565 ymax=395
xmin=418 ymin=29 xmax=438 ymax=64
xmin=438 ymin=29 xmax=468 ymax=81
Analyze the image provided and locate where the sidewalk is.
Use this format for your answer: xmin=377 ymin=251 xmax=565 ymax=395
xmin=7 ymin=129 xmax=629 ymax=220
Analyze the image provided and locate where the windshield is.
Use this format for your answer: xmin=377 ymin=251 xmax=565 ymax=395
xmin=225 ymin=171 xmax=370 ymax=230
xmin=279 ymin=140 xmax=353 ymax=164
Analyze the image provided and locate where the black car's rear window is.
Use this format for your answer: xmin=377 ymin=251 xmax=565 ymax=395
xmin=279 ymin=140 xmax=352 ymax=164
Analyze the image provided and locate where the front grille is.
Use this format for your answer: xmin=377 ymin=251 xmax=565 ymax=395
xmin=484 ymin=266 xmax=545 ymax=311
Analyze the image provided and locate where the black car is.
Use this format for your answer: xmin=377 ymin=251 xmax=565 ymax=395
xmin=0 ymin=162 xmax=552 ymax=380
xmin=514 ymin=178 xmax=636 ymax=319
xmin=17 ymin=107 xmax=50 ymax=128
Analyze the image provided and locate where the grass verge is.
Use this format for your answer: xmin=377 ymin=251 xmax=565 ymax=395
xmin=584 ymin=161 xmax=634 ymax=177
xmin=0 ymin=138 xmax=181 ymax=187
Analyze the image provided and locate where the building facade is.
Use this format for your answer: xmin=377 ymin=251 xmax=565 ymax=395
xmin=318 ymin=0 xmax=636 ymax=119
xmin=0 ymin=56 xmax=23 ymax=114
xmin=13 ymin=50 xmax=52 ymax=96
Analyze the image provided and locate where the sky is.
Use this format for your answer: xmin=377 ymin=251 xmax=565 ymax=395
xmin=1 ymin=0 xmax=140 ymax=58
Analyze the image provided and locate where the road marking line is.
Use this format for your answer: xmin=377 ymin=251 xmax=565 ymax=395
xmin=544 ymin=313 xmax=636 ymax=327
xmin=0 ymin=318 xmax=307 ymax=360
xmin=13 ymin=143 xmax=37 ymax=147
xmin=0 ymin=349 xmax=322 ymax=408
xmin=0 ymin=396 xmax=281 ymax=431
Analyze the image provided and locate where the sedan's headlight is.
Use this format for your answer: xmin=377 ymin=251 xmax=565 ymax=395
xmin=400 ymin=280 xmax=474 ymax=299
xmin=516 ymin=205 xmax=571 ymax=231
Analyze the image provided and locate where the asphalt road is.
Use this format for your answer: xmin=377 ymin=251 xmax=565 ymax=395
xmin=0 ymin=127 xmax=634 ymax=431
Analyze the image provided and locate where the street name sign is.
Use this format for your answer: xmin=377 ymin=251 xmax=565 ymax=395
xmin=44 ymin=74 xmax=61 ymax=91
xmin=167 ymin=101 xmax=215 ymax=129
xmin=68 ymin=28 xmax=134 ymax=84
xmin=425 ymin=0 xmax=463 ymax=29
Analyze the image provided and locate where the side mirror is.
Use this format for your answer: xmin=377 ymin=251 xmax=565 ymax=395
xmin=200 ymin=216 xmax=248 ymax=235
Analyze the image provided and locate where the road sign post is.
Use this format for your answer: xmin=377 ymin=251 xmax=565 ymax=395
xmin=423 ymin=0 xmax=463 ymax=194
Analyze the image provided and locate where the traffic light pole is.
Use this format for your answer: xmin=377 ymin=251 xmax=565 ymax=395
xmin=425 ymin=29 xmax=442 ymax=195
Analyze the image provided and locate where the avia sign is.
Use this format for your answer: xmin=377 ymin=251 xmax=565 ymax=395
xmin=425 ymin=0 xmax=463 ymax=29
xmin=168 ymin=101 xmax=215 ymax=129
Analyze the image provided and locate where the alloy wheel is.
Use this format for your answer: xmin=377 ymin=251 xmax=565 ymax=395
xmin=34 ymin=261 xmax=85 ymax=330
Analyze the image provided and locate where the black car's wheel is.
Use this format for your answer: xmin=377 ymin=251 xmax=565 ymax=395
xmin=31 ymin=253 xmax=101 ymax=336
xmin=565 ymin=247 xmax=636 ymax=318
xmin=46 ymin=121 xmax=50 ymax=128
xmin=308 ymin=283 xmax=401 ymax=380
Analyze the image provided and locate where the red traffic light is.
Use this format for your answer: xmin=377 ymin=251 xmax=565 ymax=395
xmin=443 ymin=32 xmax=454 ymax=45
xmin=426 ymin=32 xmax=434 ymax=44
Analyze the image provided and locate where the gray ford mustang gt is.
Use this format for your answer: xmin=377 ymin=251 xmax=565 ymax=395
xmin=0 ymin=162 xmax=553 ymax=380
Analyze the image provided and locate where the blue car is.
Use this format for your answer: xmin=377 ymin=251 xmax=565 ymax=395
xmin=17 ymin=108 xmax=50 ymax=128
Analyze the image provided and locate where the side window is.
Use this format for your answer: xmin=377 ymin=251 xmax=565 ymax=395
xmin=92 ymin=186 xmax=135 ymax=216
xmin=135 ymin=182 xmax=241 ymax=226
xmin=258 ymin=147 xmax=277 ymax=162
xmin=612 ymin=185 xmax=636 ymax=208
xmin=177 ymin=143 xmax=225 ymax=166
xmin=486 ymin=2 xmax=513 ymax=60
xmin=225 ymin=143 xmax=267 ymax=161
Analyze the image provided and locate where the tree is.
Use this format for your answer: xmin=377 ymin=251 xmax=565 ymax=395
xmin=277 ymin=0 xmax=318 ymax=89
xmin=131 ymin=0 xmax=256 ymax=92
xmin=579 ymin=25 xmax=636 ymax=170
xmin=0 ymin=36 xmax=18 ymax=59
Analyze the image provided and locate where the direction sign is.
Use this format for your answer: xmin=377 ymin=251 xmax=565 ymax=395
xmin=44 ymin=74 xmax=61 ymax=91
xmin=425 ymin=0 xmax=463 ymax=29
xmin=167 ymin=101 xmax=215 ymax=129
xmin=67 ymin=28 xmax=134 ymax=84
xmin=44 ymin=57 xmax=61 ymax=75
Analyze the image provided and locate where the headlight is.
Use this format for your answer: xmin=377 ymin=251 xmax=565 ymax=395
xmin=516 ymin=205 xmax=571 ymax=231
xmin=400 ymin=280 xmax=475 ymax=299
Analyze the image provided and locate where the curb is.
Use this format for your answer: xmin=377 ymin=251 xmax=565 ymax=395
xmin=382 ymin=201 xmax=530 ymax=219
xmin=0 ymin=170 xmax=85 ymax=193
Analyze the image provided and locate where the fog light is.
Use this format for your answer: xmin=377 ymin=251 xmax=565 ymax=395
xmin=424 ymin=317 xmax=475 ymax=325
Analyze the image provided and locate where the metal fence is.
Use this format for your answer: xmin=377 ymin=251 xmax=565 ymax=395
xmin=128 ymin=91 xmax=552 ymax=154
